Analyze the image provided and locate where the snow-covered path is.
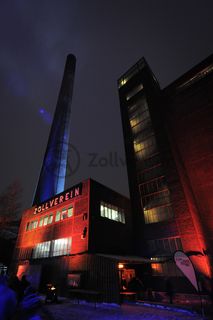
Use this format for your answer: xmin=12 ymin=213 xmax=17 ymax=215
xmin=44 ymin=300 xmax=204 ymax=320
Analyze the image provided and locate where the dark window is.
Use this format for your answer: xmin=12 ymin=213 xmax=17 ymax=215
xmin=81 ymin=227 xmax=87 ymax=239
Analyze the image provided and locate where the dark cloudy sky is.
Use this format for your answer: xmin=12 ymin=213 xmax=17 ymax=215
xmin=0 ymin=0 xmax=213 ymax=209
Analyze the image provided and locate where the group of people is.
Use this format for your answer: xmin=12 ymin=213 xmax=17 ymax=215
xmin=0 ymin=271 xmax=42 ymax=320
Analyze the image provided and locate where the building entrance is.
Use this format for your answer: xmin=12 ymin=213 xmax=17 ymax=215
xmin=119 ymin=267 xmax=135 ymax=291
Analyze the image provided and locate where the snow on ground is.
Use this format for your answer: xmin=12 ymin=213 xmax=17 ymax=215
xmin=43 ymin=300 xmax=205 ymax=320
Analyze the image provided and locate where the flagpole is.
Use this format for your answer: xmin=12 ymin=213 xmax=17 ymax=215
xmin=197 ymin=274 xmax=205 ymax=318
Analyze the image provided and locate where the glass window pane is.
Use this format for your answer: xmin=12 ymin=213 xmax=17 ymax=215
xmin=99 ymin=202 xmax=125 ymax=224
xmin=51 ymin=238 xmax=72 ymax=257
xmin=100 ymin=203 xmax=104 ymax=217
xmin=55 ymin=211 xmax=61 ymax=222
xmin=48 ymin=214 xmax=53 ymax=224
xmin=68 ymin=206 xmax=73 ymax=217
xmin=32 ymin=241 xmax=51 ymax=259
xmin=39 ymin=218 xmax=44 ymax=227
xmin=43 ymin=216 xmax=48 ymax=226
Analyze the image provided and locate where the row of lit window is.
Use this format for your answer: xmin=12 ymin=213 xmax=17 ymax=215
xmin=135 ymin=138 xmax=157 ymax=161
xmin=100 ymin=201 xmax=125 ymax=224
xmin=26 ymin=206 xmax=73 ymax=231
xmin=128 ymin=95 xmax=150 ymax=137
xmin=143 ymin=205 xmax=174 ymax=224
xmin=125 ymin=80 xmax=175 ymax=227
xmin=126 ymin=94 xmax=162 ymax=170
xmin=134 ymin=133 xmax=156 ymax=152
xmin=32 ymin=237 xmax=72 ymax=259
xmin=130 ymin=110 xmax=150 ymax=128
xmin=128 ymin=95 xmax=153 ymax=142
xmin=131 ymin=118 xmax=151 ymax=136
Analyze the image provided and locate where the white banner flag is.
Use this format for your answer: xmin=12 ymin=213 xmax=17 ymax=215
xmin=174 ymin=250 xmax=198 ymax=292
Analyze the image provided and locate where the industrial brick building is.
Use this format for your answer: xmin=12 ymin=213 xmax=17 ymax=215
xmin=13 ymin=179 xmax=135 ymax=302
xmin=118 ymin=54 xmax=213 ymax=290
xmin=12 ymin=53 xmax=213 ymax=300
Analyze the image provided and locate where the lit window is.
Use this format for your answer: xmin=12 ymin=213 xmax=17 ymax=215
xmin=27 ymin=220 xmax=38 ymax=230
xmin=61 ymin=208 xmax=68 ymax=220
xmin=55 ymin=207 xmax=73 ymax=222
xmin=68 ymin=206 xmax=73 ymax=217
xmin=43 ymin=216 xmax=48 ymax=226
xmin=47 ymin=214 xmax=53 ymax=224
xmin=107 ymin=204 xmax=112 ymax=219
xmin=151 ymin=263 xmax=163 ymax=274
xmin=100 ymin=204 xmax=105 ymax=217
xmin=131 ymin=119 xmax=151 ymax=136
xmin=111 ymin=207 xmax=117 ymax=220
xmin=120 ymin=210 xmax=126 ymax=224
xmin=134 ymin=135 xmax=157 ymax=160
xmin=118 ymin=59 xmax=146 ymax=88
xmin=143 ymin=205 xmax=174 ymax=224
xmin=33 ymin=220 xmax=38 ymax=229
xmin=130 ymin=110 xmax=150 ymax=128
xmin=120 ymin=78 xmax=127 ymax=86
xmin=32 ymin=241 xmax=51 ymax=259
xmin=151 ymin=260 xmax=183 ymax=277
xmin=51 ymin=238 xmax=72 ymax=257
xmin=39 ymin=218 xmax=44 ymax=227
xmin=55 ymin=211 xmax=60 ymax=222
xmin=100 ymin=201 xmax=125 ymax=223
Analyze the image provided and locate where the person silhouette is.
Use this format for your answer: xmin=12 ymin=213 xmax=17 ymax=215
xmin=0 ymin=273 xmax=17 ymax=319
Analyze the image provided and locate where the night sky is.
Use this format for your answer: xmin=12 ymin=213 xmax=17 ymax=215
xmin=1 ymin=0 xmax=213 ymax=210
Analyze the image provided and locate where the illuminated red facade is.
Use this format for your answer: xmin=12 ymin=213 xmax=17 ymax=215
xmin=163 ymin=56 xmax=213 ymax=278
xmin=13 ymin=179 xmax=132 ymax=302
xmin=118 ymin=54 xmax=213 ymax=289
xmin=13 ymin=54 xmax=213 ymax=299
